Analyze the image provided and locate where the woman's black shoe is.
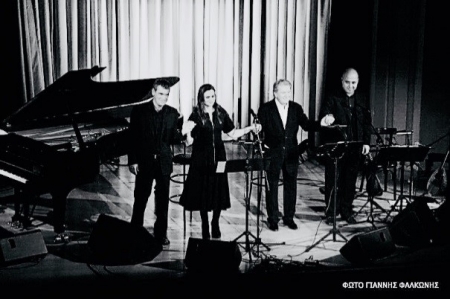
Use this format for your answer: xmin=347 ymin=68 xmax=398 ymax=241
xmin=202 ymin=222 xmax=210 ymax=239
xmin=211 ymin=222 xmax=221 ymax=238
xmin=202 ymin=230 xmax=211 ymax=239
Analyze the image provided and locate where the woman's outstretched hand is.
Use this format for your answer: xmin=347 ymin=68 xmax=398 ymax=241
xmin=182 ymin=120 xmax=196 ymax=135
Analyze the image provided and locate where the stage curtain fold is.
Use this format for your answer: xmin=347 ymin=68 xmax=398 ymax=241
xmin=16 ymin=0 xmax=331 ymax=131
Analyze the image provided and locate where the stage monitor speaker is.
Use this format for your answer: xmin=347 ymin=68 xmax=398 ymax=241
xmin=340 ymin=227 xmax=396 ymax=264
xmin=0 ymin=230 xmax=47 ymax=266
xmin=184 ymin=238 xmax=242 ymax=272
xmin=88 ymin=214 xmax=162 ymax=264
xmin=389 ymin=200 xmax=438 ymax=248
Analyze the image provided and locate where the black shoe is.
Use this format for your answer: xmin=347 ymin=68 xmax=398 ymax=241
xmin=202 ymin=221 xmax=210 ymax=239
xmin=202 ymin=230 xmax=211 ymax=239
xmin=267 ymin=221 xmax=279 ymax=231
xmin=344 ymin=216 xmax=357 ymax=224
xmin=283 ymin=220 xmax=298 ymax=230
xmin=211 ymin=223 xmax=221 ymax=239
xmin=54 ymin=233 xmax=70 ymax=244
xmin=157 ymin=237 xmax=170 ymax=246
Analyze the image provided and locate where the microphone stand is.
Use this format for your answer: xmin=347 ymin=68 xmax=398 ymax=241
xmin=354 ymin=103 xmax=393 ymax=193
xmin=248 ymin=113 xmax=285 ymax=257
xmin=358 ymin=123 xmax=385 ymax=192
xmin=233 ymin=145 xmax=258 ymax=261
xmin=372 ymin=126 xmax=386 ymax=147
xmin=371 ymin=124 xmax=398 ymax=199
xmin=251 ymin=115 xmax=270 ymax=192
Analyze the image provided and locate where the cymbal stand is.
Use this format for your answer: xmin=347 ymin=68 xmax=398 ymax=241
xmin=305 ymin=147 xmax=347 ymax=252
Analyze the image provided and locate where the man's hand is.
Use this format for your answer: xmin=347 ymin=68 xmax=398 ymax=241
xmin=252 ymin=123 xmax=262 ymax=134
xmin=320 ymin=114 xmax=335 ymax=126
xmin=129 ymin=164 xmax=139 ymax=175
xmin=362 ymin=144 xmax=370 ymax=155
xmin=182 ymin=120 xmax=196 ymax=135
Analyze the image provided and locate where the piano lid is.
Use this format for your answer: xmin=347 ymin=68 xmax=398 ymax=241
xmin=2 ymin=66 xmax=180 ymax=129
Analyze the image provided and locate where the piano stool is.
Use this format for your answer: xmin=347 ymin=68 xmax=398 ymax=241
xmin=170 ymin=143 xmax=192 ymax=233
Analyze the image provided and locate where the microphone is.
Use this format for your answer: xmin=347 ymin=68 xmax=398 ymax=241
xmin=249 ymin=109 xmax=261 ymax=140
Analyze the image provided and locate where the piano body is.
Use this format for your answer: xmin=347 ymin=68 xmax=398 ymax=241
xmin=0 ymin=66 xmax=179 ymax=239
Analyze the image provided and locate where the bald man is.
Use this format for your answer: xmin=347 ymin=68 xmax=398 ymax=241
xmin=319 ymin=68 xmax=372 ymax=225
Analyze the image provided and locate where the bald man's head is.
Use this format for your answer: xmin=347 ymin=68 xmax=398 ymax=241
xmin=341 ymin=68 xmax=359 ymax=96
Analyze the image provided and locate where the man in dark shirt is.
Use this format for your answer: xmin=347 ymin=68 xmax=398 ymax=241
xmin=320 ymin=68 xmax=372 ymax=224
xmin=128 ymin=79 xmax=190 ymax=245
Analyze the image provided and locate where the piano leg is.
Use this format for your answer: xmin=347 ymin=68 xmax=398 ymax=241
xmin=10 ymin=188 xmax=32 ymax=228
xmin=51 ymin=189 xmax=70 ymax=243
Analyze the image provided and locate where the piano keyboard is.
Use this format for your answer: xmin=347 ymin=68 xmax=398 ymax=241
xmin=0 ymin=157 xmax=37 ymax=185
xmin=1 ymin=133 xmax=48 ymax=186
xmin=0 ymin=168 xmax=28 ymax=184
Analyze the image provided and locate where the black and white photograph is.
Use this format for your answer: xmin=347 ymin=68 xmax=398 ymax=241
xmin=1 ymin=0 xmax=449 ymax=297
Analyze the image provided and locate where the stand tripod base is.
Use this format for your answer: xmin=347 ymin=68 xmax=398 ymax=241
xmin=234 ymin=231 xmax=285 ymax=260
xmin=356 ymin=215 xmax=384 ymax=229
xmin=234 ymin=231 xmax=268 ymax=251
xmin=354 ymin=196 xmax=389 ymax=228
xmin=383 ymin=195 xmax=410 ymax=222
xmin=305 ymin=228 xmax=348 ymax=252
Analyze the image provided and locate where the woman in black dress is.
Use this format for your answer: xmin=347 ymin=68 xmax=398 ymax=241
xmin=180 ymin=84 xmax=260 ymax=239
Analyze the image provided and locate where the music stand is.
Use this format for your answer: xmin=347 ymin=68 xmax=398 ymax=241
xmin=305 ymin=141 xmax=363 ymax=252
xmin=376 ymin=145 xmax=430 ymax=220
xmin=225 ymin=155 xmax=274 ymax=261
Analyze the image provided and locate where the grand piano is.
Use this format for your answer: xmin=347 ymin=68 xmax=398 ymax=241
xmin=0 ymin=66 xmax=179 ymax=241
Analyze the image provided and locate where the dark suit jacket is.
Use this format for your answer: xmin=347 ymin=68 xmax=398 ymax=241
xmin=319 ymin=90 xmax=372 ymax=145
xmin=258 ymin=100 xmax=320 ymax=175
xmin=128 ymin=100 xmax=181 ymax=175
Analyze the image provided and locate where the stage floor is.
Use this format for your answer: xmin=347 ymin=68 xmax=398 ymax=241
xmin=0 ymin=142 xmax=448 ymax=297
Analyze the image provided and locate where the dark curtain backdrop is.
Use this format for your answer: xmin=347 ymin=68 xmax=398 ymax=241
xmin=325 ymin=0 xmax=449 ymax=156
xmin=421 ymin=0 xmax=450 ymax=155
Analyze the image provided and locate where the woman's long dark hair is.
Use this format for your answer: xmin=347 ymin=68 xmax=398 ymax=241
xmin=196 ymin=84 xmax=225 ymax=125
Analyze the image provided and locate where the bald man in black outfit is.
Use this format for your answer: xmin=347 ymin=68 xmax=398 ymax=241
xmin=320 ymin=68 xmax=372 ymax=224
